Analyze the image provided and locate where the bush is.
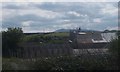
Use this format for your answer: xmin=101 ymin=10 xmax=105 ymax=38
xmin=2 ymin=28 xmax=23 ymax=57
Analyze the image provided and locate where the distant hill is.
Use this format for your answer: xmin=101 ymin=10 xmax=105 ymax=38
xmin=102 ymin=30 xmax=119 ymax=33
xmin=24 ymin=32 xmax=52 ymax=35
xmin=55 ymin=29 xmax=71 ymax=32
xmin=54 ymin=28 xmax=100 ymax=32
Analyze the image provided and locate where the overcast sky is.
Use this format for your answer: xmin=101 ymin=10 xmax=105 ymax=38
xmin=1 ymin=2 xmax=119 ymax=32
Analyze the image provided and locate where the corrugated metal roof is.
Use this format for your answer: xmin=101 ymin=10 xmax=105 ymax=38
xmin=91 ymin=38 xmax=107 ymax=43
xmin=77 ymin=31 xmax=104 ymax=43
xmin=101 ymin=33 xmax=117 ymax=42
xmin=76 ymin=43 xmax=108 ymax=49
xmin=71 ymin=31 xmax=109 ymax=49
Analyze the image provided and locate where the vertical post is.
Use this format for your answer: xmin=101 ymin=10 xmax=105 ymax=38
xmin=0 ymin=28 xmax=2 ymax=71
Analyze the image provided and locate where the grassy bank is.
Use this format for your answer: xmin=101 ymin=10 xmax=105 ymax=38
xmin=2 ymin=55 xmax=118 ymax=70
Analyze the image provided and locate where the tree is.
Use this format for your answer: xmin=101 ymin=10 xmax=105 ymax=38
xmin=109 ymin=38 xmax=119 ymax=57
xmin=104 ymin=29 xmax=109 ymax=33
xmin=108 ymin=32 xmax=119 ymax=68
xmin=2 ymin=27 xmax=23 ymax=57
xmin=109 ymin=31 xmax=119 ymax=55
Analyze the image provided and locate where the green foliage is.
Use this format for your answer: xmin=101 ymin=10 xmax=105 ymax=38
xmin=22 ymin=34 xmax=41 ymax=42
xmin=22 ymin=34 xmax=51 ymax=43
xmin=45 ymin=32 xmax=69 ymax=37
xmin=22 ymin=32 xmax=69 ymax=43
xmin=108 ymin=34 xmax=119 ymax=66
xmin=49 ymin=40 xmax=64 ymax=43
xmin=109 ymin=36 xmax=119 ymax=58
xmin=2 ymin=55 xmax=118 ymax=70
xmin=2 ymin=27 xmax=23 ymax=57
xmin=116 ymin=30 xmax=120 ymax=36
xmin=109 ymin=39 xmax=119 ymax=56
xmin=2 ymin=28 xmax=23 ymax=43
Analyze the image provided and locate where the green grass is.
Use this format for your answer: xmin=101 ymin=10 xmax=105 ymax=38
xmin=45 ymin=32 xmax=69 ymax=37
xmin=21 ymin=32 xmax=69 ymax=43
xmin=47 ymin=40 xmax=64 ymax=44
xmin=2 ymin=55 xmax=118 ymax=70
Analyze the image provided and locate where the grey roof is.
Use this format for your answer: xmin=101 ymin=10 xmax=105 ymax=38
xmin=77 ymin=31 xmax=104 ymax=43
xmin=70 ymin=31 xmax=109 ymax=49
xmin=77 ymin=43 xmax=108 ymax=49
xmin=101 ymin=33 xmax=117 ymax=42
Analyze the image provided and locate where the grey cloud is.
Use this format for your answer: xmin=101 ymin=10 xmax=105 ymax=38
xmin=2 ymin=3 xmax=22 ymax=9
xmin=2 ymin=2 xmax=118 ymax=32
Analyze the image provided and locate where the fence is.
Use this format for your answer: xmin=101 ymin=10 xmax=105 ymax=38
xmin=8 ymin=43 xmax=73 ymax=59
